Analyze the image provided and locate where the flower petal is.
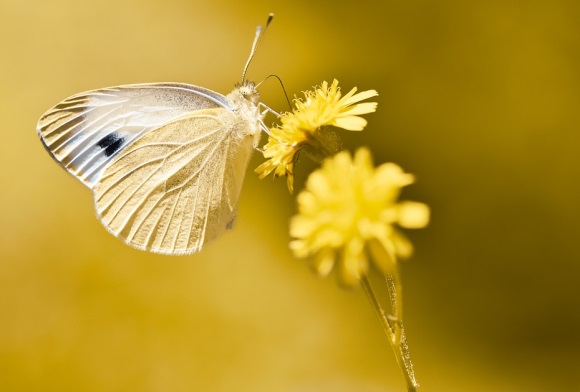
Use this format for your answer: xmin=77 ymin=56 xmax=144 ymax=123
xmin=342 ymin=90 xmax=379 ymax=106
xmin=397 ymin=201 xmax=430 ymax=228
xmin=331 ymin=116 xmax=368 ymax=131
xmin=338 ymin=86 xmax=358 ymax=103
xmin=367 ymin=237 xmax=397 ymax=274
xmin=338 ymin=239 xmax=367 ymax=287
xmin=339 ymin=102 xmax=378 ymax=116
xmin=289 ymin=239 xmax=310 ymax=258
xmin=312 ymin=247 xmax=335 ymax=277
xmin=392 ymin=230 xmax=414 ymax=259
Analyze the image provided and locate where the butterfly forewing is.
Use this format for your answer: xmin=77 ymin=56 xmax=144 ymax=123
xmin=37 ymin=83 xmax=231 ymax=187
xmin=93 ymin=107 xmax=255 ymax=254
xmin=38 ymin=81 xmax=263 ymax=254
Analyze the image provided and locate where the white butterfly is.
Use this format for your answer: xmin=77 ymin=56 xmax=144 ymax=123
xmin=37 ymin=15 xmax=275 ymax=255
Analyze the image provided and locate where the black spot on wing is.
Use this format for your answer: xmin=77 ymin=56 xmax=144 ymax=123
xmin=97 ymin=133 xmax=125 ymax=157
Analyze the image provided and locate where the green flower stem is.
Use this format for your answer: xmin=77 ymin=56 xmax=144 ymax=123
xmin=361 ymin=274 xmax=418 ymax=392
xmin=387 ymin=272 xmax=404 ymax=345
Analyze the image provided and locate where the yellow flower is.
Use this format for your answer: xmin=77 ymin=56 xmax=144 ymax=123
xmin=289 ymin=148 xmax=429 ymax=287
xmin=255 ymin=79 xmax=378 ymax=192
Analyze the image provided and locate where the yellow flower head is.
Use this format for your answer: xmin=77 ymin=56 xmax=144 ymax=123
xmin=255 ymin=80 xmax=378 ymax=192
xmin=289 ymin=148 xmax=429 ymax=287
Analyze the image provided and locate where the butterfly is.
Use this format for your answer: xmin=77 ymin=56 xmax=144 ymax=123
xmin=37 ymin=15 xmax=275 ymax=255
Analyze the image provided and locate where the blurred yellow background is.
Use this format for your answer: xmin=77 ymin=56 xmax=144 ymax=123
xmin=1 ymin=0 xmax=579 ymax=390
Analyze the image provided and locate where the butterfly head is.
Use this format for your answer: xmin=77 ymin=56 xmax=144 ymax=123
xmin=237 ymin=80 xmax=260 ymax=105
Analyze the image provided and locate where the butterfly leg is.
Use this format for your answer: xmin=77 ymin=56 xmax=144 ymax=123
xmin=258 ymin=119 xmax=271 ymax=136
xmin=257 ymin=102 xmax=281 ymax=137
xmin=258 ymin=102 xmax=280 ymax=118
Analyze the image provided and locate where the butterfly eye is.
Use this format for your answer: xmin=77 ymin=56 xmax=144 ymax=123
xmin=96 ymin=133 xmax=125 ymax=157
xmin=238 ymin=82 xmax=254 ymax=97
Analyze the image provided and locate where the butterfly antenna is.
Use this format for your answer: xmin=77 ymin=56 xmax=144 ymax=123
xmin=256 ymin=74 xmax=292 ymax=110
xmin=241 ymin=13 xmax=274 ymax=83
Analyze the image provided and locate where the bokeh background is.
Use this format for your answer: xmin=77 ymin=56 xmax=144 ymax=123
xmin=1 ymin=0 xmax=579 ymax=390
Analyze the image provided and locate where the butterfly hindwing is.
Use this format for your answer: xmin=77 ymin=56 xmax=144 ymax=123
xmin=38 ymin=82 xmax=263 ymax=254
xmin=93 ymin=108 xmax=255 ymax=254
xmin=37 ymin=83 xmax=231 ymax=187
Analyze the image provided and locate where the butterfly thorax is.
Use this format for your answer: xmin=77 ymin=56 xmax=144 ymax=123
xmin=226 ymin=81 xmax=262 ymax=144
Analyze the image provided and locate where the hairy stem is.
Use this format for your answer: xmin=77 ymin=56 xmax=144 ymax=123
xmin=361 ymin=274 xmax=418 ymax=391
